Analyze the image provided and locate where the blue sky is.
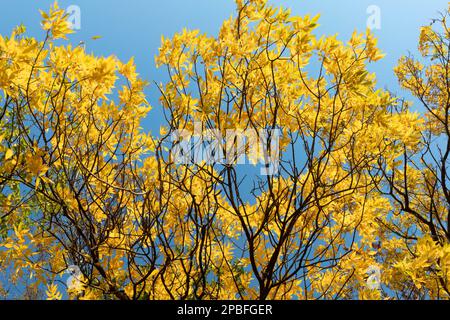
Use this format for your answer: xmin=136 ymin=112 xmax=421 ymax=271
xmin=1 ymin=0 xmax=449 ymax=131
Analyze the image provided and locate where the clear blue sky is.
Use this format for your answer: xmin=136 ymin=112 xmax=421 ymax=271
xmin=1 ymin=0 xmax=448 ymax=131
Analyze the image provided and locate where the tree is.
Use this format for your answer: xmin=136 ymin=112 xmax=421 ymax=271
xmin=0 ymin=0 xmax=445 ymax=300
xmin=154 ymin=0 xmax=425 ymax=300
xmin=374 ymin=3 xmax=450 ymax=299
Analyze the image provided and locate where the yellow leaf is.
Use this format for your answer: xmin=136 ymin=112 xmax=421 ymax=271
xmin=5 ymin=149 xmax=14 ymax=161
xmin=46 ymin=283 xmax=62 ymax=300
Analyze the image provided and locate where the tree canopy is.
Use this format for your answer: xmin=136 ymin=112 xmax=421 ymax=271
xmin=1 ymin=0 xmax=450 ymax=300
